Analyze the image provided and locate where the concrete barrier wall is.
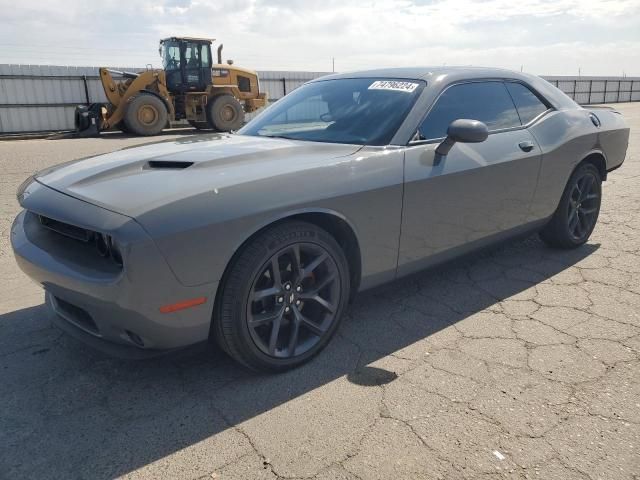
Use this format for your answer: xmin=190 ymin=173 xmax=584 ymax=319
xmin=0 ymin=64 xmax=638 ymax=133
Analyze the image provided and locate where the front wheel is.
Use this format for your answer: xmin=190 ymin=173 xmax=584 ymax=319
xmin=213 ymin=222 xmax=350 ymax=372
xmin=539 ymin=162 xmax=602 ymax=248
xmin=123 ymin=93 xmax=168 ymax=136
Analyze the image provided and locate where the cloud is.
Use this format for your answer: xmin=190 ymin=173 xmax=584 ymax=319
xmin=0 ymin=0 xmax=638 ymax=75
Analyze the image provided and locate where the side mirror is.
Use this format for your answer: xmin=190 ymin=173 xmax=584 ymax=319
xmin=435 ymin=119 xmax=489 ymax=157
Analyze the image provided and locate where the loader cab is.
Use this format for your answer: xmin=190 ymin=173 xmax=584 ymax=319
xmin=160 ymin=37 xmax=213 ymax=94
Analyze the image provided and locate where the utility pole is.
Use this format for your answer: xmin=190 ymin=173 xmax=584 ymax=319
xmin=332 ymin=57 xmax=335 ymax=73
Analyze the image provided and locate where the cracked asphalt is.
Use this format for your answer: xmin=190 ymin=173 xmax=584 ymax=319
xmin=1 ymin=104 xmax=639 ymax=480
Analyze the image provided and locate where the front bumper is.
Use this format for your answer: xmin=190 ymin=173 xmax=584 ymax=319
xmin=11 ymin=182 xmax=218 ymax=354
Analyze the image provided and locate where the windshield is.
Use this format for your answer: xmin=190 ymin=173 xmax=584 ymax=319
xmin=238 ymin=78 xmax=425 ymax=145
xmin=161 ymin=41 xmax=180 ymax=71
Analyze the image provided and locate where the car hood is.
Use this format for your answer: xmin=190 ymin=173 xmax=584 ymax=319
xmin=35 ymin=134 xmax=362 ymax=218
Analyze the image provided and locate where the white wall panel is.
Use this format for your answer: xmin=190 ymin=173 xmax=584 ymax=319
xmin=0 ymin=65 xmax=637 ymax=133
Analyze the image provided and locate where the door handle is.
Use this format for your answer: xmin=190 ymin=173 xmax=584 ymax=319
xmin=518 ymin=141 xmax=535 ymax=152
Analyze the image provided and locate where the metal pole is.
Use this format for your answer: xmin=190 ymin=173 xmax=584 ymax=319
xmin=604 ymin=79 xmax=608 ymax=103
xmin=617 ymin=79 xmax=621 ymax=102
xmin=82 ymin=75 xmax=90 ymax=105
xmin=588 ymin=80 xmax=593 ymax=104
xmin=281 ymin=77 xmax=286 ymax=96
xmin=332 ymin=57 xmax=335 ymax=73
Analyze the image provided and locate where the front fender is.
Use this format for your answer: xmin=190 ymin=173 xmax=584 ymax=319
xmin=227 ymin=207 xmax=360 ymax=257
xmin=140 ymin=147 xmax=405 ymax=288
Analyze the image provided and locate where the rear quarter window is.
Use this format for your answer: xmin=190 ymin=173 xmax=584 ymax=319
xmin=505 ymin=82 xmax=549 ymax=124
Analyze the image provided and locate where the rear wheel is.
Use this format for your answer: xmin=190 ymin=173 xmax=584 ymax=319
xmin=214 ymin=222 xmax=350 ymax=372
xmin=539 ymin=162 xmax=602 ymax=248
xmin=207 ymin=94 xmax=244 ymax=132
xmin=124 ymin=93 xmax=168 ymax=136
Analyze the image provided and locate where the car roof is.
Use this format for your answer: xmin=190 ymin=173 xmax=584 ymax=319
xmin=309 ymin=66 xmax=578 ymax=110
xmin=313 ymin=66 xmax=530 ymax=82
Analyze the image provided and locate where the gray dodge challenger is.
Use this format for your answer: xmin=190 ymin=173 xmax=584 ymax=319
xmin=11 ymin=67 xmax=629 ymax=371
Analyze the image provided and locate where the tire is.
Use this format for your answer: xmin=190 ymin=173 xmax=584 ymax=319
xmin=207 ymin=94 xmax=244 ymax=132
xmin=539 ymin=162 xmax=602 ymax=248
xmin=188 ymin=120 xmax=212 ymax=131
xmin=214 ymin=221 xmax=350 ymax=372
xmin=74 ymin=105 xmax=90 ymax=131
xmin=123 ymin=93 xmax=168 ymax=136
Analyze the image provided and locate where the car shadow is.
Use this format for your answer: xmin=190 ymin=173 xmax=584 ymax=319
xmin=0 ymin=235 xmax=599 ymax=478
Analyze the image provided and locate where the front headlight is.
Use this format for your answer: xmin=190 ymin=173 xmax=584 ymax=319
xmin=108 ymin=236 xmax=124 ymax=267
xmin=95 ymin=233 xmax=123 ymax=267
xmin=16 ymin=174 xmax=36 ymax=203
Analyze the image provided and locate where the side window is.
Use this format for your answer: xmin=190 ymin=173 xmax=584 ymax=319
xmin=505 ymin=82 xmax=549 ymax=124
xmin=237 ymin=75 xmax=251 ymax=93
xmin=420 ymin=82 xmax=520 ymax=140
xmin=200 ymin=45 xmax=210 ymax=68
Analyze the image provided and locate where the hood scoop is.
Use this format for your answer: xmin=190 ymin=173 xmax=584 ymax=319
xmin=146 ymin=160 xmax=194 ymax=170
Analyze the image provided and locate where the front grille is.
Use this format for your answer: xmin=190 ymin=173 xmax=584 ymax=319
xmin=31 ymin=213 xmax=123 ymax=269
xmin=38 ymin=215 xmax=92 ymax=242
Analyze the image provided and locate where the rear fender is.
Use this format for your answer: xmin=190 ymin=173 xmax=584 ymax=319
xmin=589 ymin=108 xmax=629 ymax=172
xmin=208 ymin=85 xmax=240 ymax=99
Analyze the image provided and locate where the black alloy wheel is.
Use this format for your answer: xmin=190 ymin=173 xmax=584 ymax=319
xmin=247 ymin=243 xmax=341 ymax=358
xmin=566 ymin=170 xmax=601 ymax=242
xmin=540 ymin=162 xmax=602 ymax=248
xmin=214 ymin=221 xmax=350 ymax=372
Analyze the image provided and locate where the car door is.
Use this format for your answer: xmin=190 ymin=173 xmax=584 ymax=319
xmin=397 ymin=80 xmax=542 ymax=276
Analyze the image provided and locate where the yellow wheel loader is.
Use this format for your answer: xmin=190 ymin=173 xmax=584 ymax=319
xmin=75 ymin=37 xmax=267 ymax=136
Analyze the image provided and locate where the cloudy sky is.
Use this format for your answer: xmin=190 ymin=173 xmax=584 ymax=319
xmin=1 ymin=0 xmax=639 ymax=75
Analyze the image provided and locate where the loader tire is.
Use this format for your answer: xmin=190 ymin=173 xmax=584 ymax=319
xmin=124 ymin=93 xmax=168 ymax=136
xmin=207 ymin=94 xmax=244 ymax=132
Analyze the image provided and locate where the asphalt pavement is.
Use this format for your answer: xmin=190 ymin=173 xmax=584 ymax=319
xmin=1 ymin=106 xmax=639 ymax=479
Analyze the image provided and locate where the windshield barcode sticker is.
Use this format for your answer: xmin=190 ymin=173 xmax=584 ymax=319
xmin=368 ymin=80 xmax=419 ymax=93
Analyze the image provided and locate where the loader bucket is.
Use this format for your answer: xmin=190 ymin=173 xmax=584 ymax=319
xmin=74 ymin=103 xmax=103 ymax=137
